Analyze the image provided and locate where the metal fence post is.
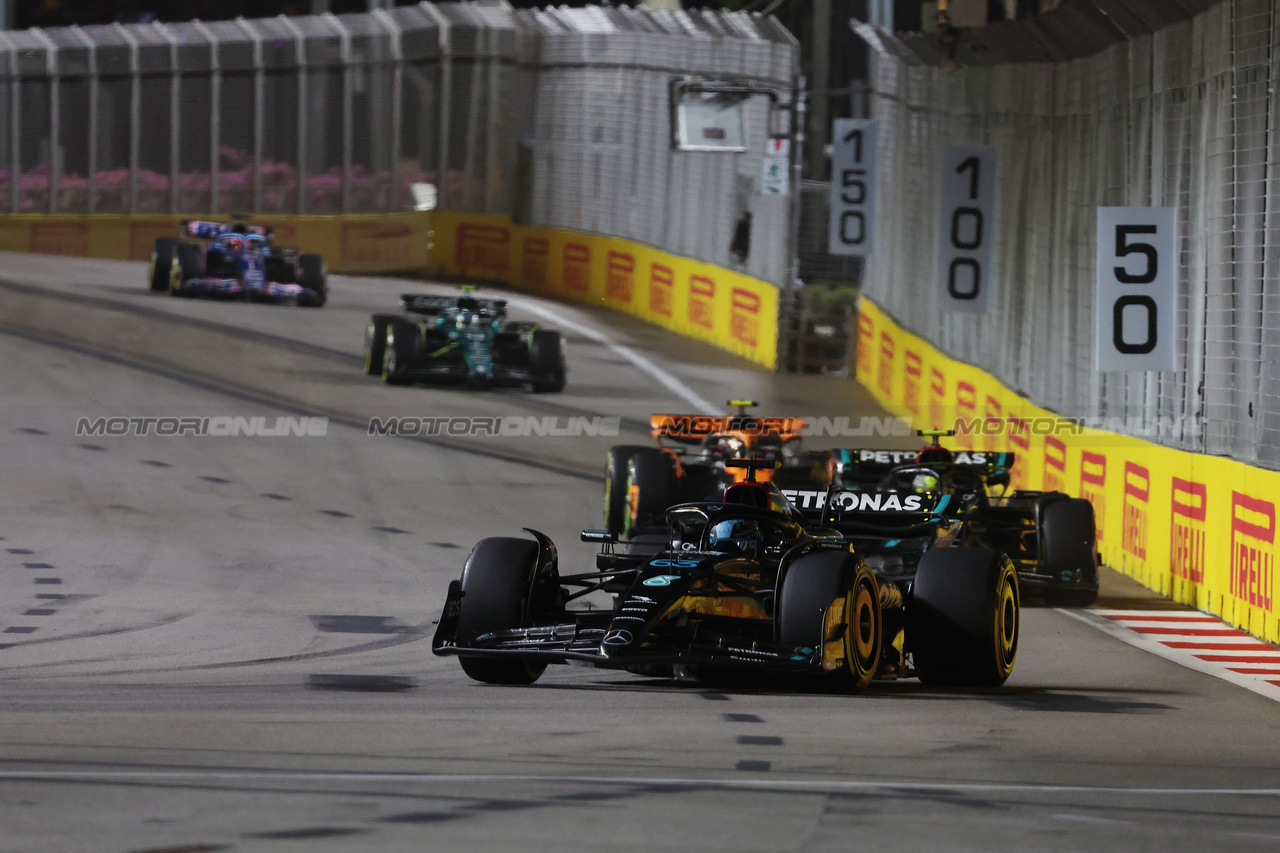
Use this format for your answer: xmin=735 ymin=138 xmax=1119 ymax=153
xmin=68 ymin=24 xmax=96 ymax=214
xmin=114 ymin=23 xmax=141 ymax=214
xmin=193 ymin=20 xmax=220 ymax=214
xmin=421 ymin=2 xmax=451 ymax=210
xmin=30 ymin=27 xmax=57 ymax=213
xmin=154 ymin=22 xmax=181 ymax=214
xmin=234 ymin=17 xmax=264 ymax=214
xmin=371 ymin=7 xmax=403 ymax=212
xmin=0 ymin=31 xmax=18 ymax=213
xmin=322 ymin=12 xmax=352 ymax=215
xmin=276 ymin=14 xmax=308 ymax=215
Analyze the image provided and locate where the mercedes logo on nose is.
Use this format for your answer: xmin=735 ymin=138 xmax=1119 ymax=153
xmin=602 ymin=630 xmax=633 ymax=646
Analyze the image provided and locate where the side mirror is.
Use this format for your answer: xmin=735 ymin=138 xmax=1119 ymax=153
xmin=580 ymin=529 xmax=617 ymax=544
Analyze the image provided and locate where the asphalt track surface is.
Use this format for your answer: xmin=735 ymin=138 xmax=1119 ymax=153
xmin=0 ymin=252 xmax=1278 ymax=853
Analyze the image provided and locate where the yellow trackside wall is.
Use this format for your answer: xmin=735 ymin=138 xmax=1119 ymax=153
xmin=857 ymin=296 xmax=1280 ymax=644
xmin=429 ymin=212 xmax=778 ymax=369
xmin=0 ymin=211 xmax=778 ymax=368
xmin=0 ymin=212 xmax=433 ymax=275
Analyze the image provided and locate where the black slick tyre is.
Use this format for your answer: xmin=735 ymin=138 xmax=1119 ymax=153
xmin=910 ymin=548 xmax=1019 ymax=687
xmin=622 ymin=448 xmax=677 ymax=537
xmin=364 ymin=314 xmax=397 ymax=375
xmin=604 ymin=445 xmax=651 ymax=536
xmin=1040 ymin=498 xmax=1099 ymax=607
xmin=382 ymin=318 xmax=418 ymax=386
xmin=456 ymin=537 xmax=547 ymax=685
xmin=778 ymin=551 xmax=881 ymax=691
xmin=529 ymin=329 xmax=566 ymax=393
xmin=150 ymin=239 xmax=178 ymax=291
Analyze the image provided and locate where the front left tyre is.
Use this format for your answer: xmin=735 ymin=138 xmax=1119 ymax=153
xmin=529 ymin=329 xmax=566 ymax=393
xmin=298 ymin=253 xmax=327 ymax=307
xmin=382 ymin=318 xmax=418 ymax=386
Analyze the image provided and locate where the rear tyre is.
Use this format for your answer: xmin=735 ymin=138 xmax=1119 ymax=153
xmin=529 ymin=329 xmax=566 ymax=393
xmin=778 ymin=551 xmax=880 ymax=691
xmin=623 ymin=449 xmax=677 ymax=537
xmin=910 ymin=548 xmax=1019 ymax=687
xmin=1040 ymin=498 xmax=1099 ymax=607
xmin=456 ymin=537 xmax=547 ymax=685
xmin=382 ymin=318 xmax=418 ymax=386
xmin=171 ymin=243 xmax=203 ymax=297
xmin=298 ymin=253 xmax=327 ymax=307
xmin=604 ymin=445 xmax=651 ymax=536
xmin=150 ymin=238 xmax=178 ymax=291
xmin=364 ymin=314 xmax=397 ymax=375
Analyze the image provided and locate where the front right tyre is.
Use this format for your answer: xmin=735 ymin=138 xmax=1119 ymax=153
xmin=910 ymin=548 xmax=1019 ymax=687
xmin=455 ymin=537 xmax=547 ymax=685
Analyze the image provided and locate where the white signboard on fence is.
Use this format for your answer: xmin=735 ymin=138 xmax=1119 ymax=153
xmin=937 ymin=145 xmax=998 ymax=313
xmin=762 ymin=157 xmax=789 ymax=195
xmin=828 ymin=119 xmax=878 ymax=257
xmin=1095 ymin=207 xmax=1177 ymax=372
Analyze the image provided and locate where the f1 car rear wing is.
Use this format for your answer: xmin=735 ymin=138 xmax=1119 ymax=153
xmin=650 ymin=414 xmax=805 ymax=446
xmin=400 ymin=293 xmax=508 ymax=318
xmin=833 ymin=448 xmax=1015 ymax=478
xmin=183 ymin=220 xmax=271 ymax=239
xmin=787 ymin=487 xmax=953 ymax=539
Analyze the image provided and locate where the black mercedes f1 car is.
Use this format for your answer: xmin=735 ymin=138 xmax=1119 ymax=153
xmin=434 ymin=461 xmax=1019 ymax=690
xmin=820 ymin=430 xmax=1099 ymax=606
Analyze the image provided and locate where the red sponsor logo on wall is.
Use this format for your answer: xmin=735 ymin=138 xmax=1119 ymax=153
xmin=649 ymin=264 xmax=673 ymax=317
xmin=877 ymin=333 xmax=896 ymax=395
xmin=30 ymin=222 xmax=89 ymax=257
xmin=1043 ymin=435 xmax=1066 ymax=493
xmin=1230 ymin=492 xmax=1275 ymax=610
xmin=903 ymin=350 xmax=923 ymax=415
xmin=1170 ymin=478 xmax=1207 ymax=584
xmin=856 ymin=313 xmax=875 ymax=379
xmin=522 ymin=238 xmax=549 ymax=289
xmin=342 ymin=222 xmax=413 ymax=267
xmin=954 ymin=382 xmax=978 ymax=449
xmin=605 ymin=251 xmax=634 ymax=303
xmin=456 ymin=224 xmax=510 ymax=273
xmin=563 ymin=243 xmax=591 ymax=294
xmin=688 ymin=274 xmax=715 ymax=329
xmin=927 ymin=367 xmax=946 ymax=427
xmin=730 ymin=288 xmax=760 ymax=347
xmin=1080 ymin=451 xmax=1107 ymax=543
xmin=1121 ymin=462 xmax=1150 ymax=561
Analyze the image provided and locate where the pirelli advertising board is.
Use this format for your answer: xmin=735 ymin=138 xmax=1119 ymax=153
xmin=432 ymin=212 xmax=779 ymax=369
xmin=1 ymin=210 xmax=778 ymax=369
xmin=857 ymin=295 xmax=1280 ymax=645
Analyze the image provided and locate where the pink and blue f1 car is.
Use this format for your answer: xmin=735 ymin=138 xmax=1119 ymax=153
xmin=148 ymin=220 xmax=328 ymax=307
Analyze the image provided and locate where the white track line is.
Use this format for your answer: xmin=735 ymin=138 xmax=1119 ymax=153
xmin=1 ymin=770 xmax=1279 ymax=797
xmin=1060 ymin=608 xmax=1280 ymax=703
xmin=511 ymin=300 xmax=721 ymax=414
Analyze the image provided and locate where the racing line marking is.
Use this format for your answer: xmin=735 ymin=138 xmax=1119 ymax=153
xmin=510 ymin=301 xmax=721 ymax=414
xmin=1 ymin=770 xmax=1279 ymax=797
xmin=1062 ymin=608 xmax=1280 ymax=703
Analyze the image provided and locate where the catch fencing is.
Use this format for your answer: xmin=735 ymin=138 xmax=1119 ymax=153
xmin=860 ymin=0 xmax=1280 ymax=469
xmin=0 ymin=2 xmax=797 ymax=287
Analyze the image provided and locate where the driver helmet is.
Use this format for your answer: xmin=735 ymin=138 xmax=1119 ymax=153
xmin=916 ymin=445 xmax=953 ymax=465
xmin=910 ymin=471 xmax=940 ymax=493
xmin=708 ymin=519 xmax=763 ymax=560
xmin=456 ymin=309 xmax=473 ymax=328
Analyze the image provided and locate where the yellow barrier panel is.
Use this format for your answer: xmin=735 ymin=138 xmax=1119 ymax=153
xmin=0 ymin=213 xmax=433 ymax=274
xmin=430 ymin=212 xmax=778 ymax=369
xmin=2 ymin=211 xmax=777 ymax=368
xmin=857 ymin=296 xmax=1280 ymax=644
